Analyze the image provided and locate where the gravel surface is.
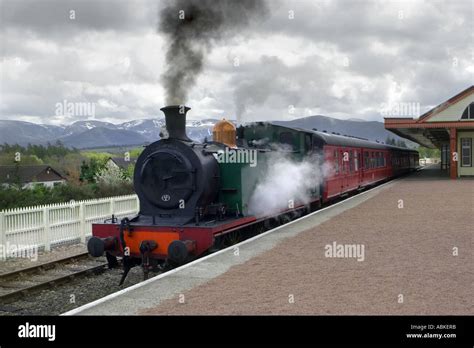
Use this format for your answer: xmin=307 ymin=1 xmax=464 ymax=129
xmin=0 ymin=238 xmax=153 ymax=315
xmin=0 ymin=264 xmax=150 ymax=315
xmin=0 ymin=243 xmax=88 ymax=274
xmin=141 ymin=171 xmax=473 ymax=315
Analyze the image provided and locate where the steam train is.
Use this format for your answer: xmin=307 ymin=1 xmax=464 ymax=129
xmin=87 ymin=105 xmax=418 ymax=283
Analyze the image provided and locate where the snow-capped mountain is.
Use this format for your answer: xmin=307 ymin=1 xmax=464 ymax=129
xmin=62 ymin=120 xmax=117 ymax=137
xmin=0 ymin=117 xmax=220 ymax=148
xmin=116 ymin=119 xmax=166 ymax=140
xmin=0 ymin=116 xmax=415 ymax=149
xmin=0 ymin=120 xmax=65 ymax=145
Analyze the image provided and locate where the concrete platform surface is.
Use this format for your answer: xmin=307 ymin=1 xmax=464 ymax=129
xmin=64 ymin=167 xmax=473 ymax=315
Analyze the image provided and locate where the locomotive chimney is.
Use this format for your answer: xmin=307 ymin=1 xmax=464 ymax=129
xmin=160 ymin=105 xmax=192 ymax=141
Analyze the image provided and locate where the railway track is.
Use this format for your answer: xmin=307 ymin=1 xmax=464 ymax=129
xmin=0 ymin=252 xmax=112 ymax=303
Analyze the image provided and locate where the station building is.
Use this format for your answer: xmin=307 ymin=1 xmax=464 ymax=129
xmin=385 ymin=85 xmax=474 ymax=179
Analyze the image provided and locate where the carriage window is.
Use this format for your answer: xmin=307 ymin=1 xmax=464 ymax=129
xmin=341 ymin=151 xmax=346 ymax=173
xmin=349 ymin=151 xmax=354 ymax=173
xmin=354 ymin=151 xmax=359 ymax=171
xmin=312 ymin=136 xmax=323 ymax=150
xmin=364 ymin=151 xmax=369 ymax=169
xmin=304 ymin=134 xmax=311 ymax=152
xmin=279 ymin=132 xmax=294 ymax=147
xmin=334 ymin=151 xmax=339 ymax=174
xmin=461 ymin=138 xmax=472 ymax=167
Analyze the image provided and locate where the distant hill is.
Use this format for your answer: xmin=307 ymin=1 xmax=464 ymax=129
xmin=0 ymin=115 xmax=415 ymax=149
xmin=60 ymin=127 xmax=149 ymax=148
xmin=0 ymin=120 xmax=64 ymax=145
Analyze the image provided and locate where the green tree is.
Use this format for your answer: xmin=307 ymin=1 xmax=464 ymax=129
xmin=129 ymin=147 xmax=144 ymax=158
xmin=79 ymin=158 xmax=106 ymax=183
xmin=418 ymin=146 xmax=441 ymax=159
xmin=95 ymin=162 xmax=131 ymax=186
xmin=123 ymin=164 xmax=135 ymax=180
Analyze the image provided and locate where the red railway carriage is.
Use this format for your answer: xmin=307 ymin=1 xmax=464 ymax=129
xmin=308 ymin=131 xmax=418 ymax=202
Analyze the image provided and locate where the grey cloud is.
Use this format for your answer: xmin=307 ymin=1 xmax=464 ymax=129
xmin=0 ymin=0 xmax=472 ymax=125
xmin=0 ymin=0 xmax=157 ymax=37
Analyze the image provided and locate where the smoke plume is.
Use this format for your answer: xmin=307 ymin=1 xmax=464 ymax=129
xmin=159 ymin=0 xmax=267 ymax=105
xmin=248 ymin=149 xmax=332 ymax=217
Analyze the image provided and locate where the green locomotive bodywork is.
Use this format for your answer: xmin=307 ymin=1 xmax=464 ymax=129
xmin=216 ymin=122 xmax=322 ymax=217
xmin=217 ymin=154 xmax=267 ymax=216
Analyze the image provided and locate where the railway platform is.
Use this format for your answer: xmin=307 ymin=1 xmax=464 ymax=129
xmin=64 ymin=165 xmax=473 ymax=315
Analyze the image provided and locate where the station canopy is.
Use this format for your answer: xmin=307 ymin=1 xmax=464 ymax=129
xmin=384 ymin=86 xmax=474 ymax=149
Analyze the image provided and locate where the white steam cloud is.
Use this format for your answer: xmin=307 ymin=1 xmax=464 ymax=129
xmin=248 ymin=150 xmax=331 ymax=217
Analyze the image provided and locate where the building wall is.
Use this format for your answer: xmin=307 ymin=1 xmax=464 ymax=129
xmin=457 ymin=130 xmax=474 ymax=176
xmin=106 ymin=159 xmax=120 ymax=169
xmin=23 ymin=180 xmax=66 ymax=189
xmin=428 ymin=93 xmax=474 ymax=122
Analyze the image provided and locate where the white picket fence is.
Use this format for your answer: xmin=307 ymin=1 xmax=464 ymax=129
xmin=0 ymin=194 xmax=139 ymax=260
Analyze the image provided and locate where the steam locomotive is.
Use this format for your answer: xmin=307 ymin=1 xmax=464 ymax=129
xmin=87 ymin=105 xmax=418 ymax=283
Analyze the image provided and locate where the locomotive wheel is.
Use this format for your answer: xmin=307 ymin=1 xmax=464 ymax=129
xmin=263 ymin=217 xmax=280 ymax=230
xmin=279 ymin=214 xmax=292 ymax=224
xmin=226 ymin=230 xmax=241 ymax=246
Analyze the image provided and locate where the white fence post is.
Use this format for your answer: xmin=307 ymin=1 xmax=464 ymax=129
xmin=110 ymin=197 xmax=115 ymax=216
xmin=79 ymin=202 xmax=85 ymax=244
xmin=0 ymin=212 xmax=5 ymax=261
xmin=43 ymin=206 xmax=51 ymax=252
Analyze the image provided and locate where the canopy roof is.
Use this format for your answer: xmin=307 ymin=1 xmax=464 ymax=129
xmin=384 ymin=86 xmax=474 ymax=149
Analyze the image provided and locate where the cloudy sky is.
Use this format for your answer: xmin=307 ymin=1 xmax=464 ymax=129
xmin=0 ymin=0 xmax=472 ymax=125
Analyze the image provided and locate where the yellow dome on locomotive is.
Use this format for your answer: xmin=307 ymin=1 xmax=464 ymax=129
xmin=212 ymin=118 xmax=237 ymax=148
